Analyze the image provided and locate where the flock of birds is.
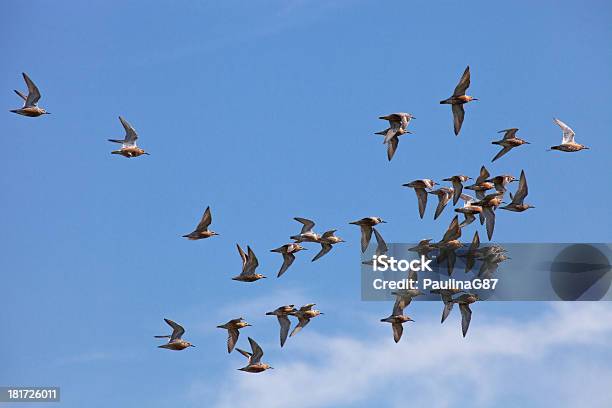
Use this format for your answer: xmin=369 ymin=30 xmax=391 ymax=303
xmin=10 ymin=65 xmax=589 ymax=372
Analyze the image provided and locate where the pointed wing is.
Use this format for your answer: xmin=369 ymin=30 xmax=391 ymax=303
xmin=294 ymin=217 xmax=315 ymax=234
xmin=195 ymin=206 xmax=212 ymax=232
xmin=14 ymin=89 xmax=27 ymax=102
xmin=237 ymin=244 xmax=247 ymax=270
xmin=553 ymin=118 xmax=575 ymax=144
xmin=372 ymin=227 xmax=388 ymax=256
xmin=492 ymin=146 xmax=513 ymax=162
xmin=498 ymin=128 xmax=519 ymax=139
xmin=248 ymin=337 xmax=263 ymax=364
xmin=476 ymin=166 xmax=490 ymax=184
xmin=235 ymin=348 xmax=252 ymax=361
xmin=360 ymin=225 xmax=373 ymax=253
xmin=434 ymin=191 xmax=452 ymax=220
xmin=164 ymin=318 xmax=185 ymax=341
xmin=278 ymin=315 xmax=291 ymax=347
xmin=227 ymin=328 xmax=239 ymax=353
xmin=452 ymin=180 xmax=464 ymax=205
xmin=452 ymin=104 xmax=465 ymax=136
xmin=118 ymin=116 xmax=138 ymax=146
xmin=470 ymin=231 xmax=480 ymax=250
xmin=483 ymin=207 xmax=496 ymax=241
xmin=387 ymin=136 xmax=399 ymax=161
xmin=290 ymin=316 xmax=310 ymax=337
xmin=441 ymin=216 xmax=461 ymax=242
xmin=321 ymin=229 xmax=337 ymax=240
xmin=312 ymin=243 xmax=332 ymax=262
xmin=392 ymin=322 xmax=404 ymax=343
xmin=441 ymin=301 xmax=454 ymax=323
xmin=22 ymin=72 xmax=41 ymax=107
xmin=300 ymin=303 xmax=315 ymax=312
xmin=459 ymin=304 xmax=472 ymax=337
xmin=277 ymin=252 xmax=296 ymax=277
xmin=383 ymin=122 xmax=400 ymax=144
xmin=453 ymin=66 xmax=471 ymax=96
xmin=415 ymin=188 xmax=428 ymax=219
xmin=512 ymin=170 xmax=528 ymax=204
xmin=244 ymin=246 xmax=259 ymax=275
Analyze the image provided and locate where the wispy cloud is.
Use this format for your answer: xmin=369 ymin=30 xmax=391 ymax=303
xmin=187 ymin=303 xmax=612 ymax=408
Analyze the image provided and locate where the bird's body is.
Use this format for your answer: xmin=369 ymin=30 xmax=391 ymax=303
xmin=11 ymin=73 xmax=50 ymax=117
xmin=271 ymin=243 xmax=306 ymax=277
xmin=290 ymin=217 xmax=321 ymax=243
xmin=439 ymin=66 xmax=477 ymax=135
xmin=376 ymin=113 xmax=415 ymax=161
xmin=349 ymin=216 xmax=386 ymax=253
xmin=266 ymin=305 xmax=297 ymax=347
xmin=217 ymin=318 xmax=251 ymax=353
xmin=236 ymin=337 xmax=273 ymax=373
xmin=289 ymin=304 xmax=322 ymax=337
xmin=233 ymin=244 xmax=266 ymax=282
xmin=312 ymin=229 xmax=345 ymax=262
xmin=491 ymin=128 xmax=530 ymax=162
xmin=454 ymin=194 xmax=483 ymax=228
xmin=487 ymin=175 xmax=516 ymax=192
xmin=155 ymin=318 xmax=195 ymax=350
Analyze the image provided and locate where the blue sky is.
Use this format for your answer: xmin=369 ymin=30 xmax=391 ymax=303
xmin=1 ymin=1 xmax=611 ymax=407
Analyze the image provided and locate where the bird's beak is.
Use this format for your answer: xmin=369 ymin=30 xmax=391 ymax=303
xmin=381 ymin=220 xmax=387 ymax=223
xmin=525 ymin=141 xmax=531 ymax=144
xmin=190 ymin=345 xmax=196 ymax=347
xmin=319 ymin=312 xmax=325 ymax=315
xmin=473 ymin=98 xmax=479 ymax=101
xmin=45 ymin=112 xmax=51 ymax=114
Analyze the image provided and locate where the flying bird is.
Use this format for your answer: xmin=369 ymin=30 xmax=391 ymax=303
xmin=266 ymin=305 xmax=297 ymax=347
xmin=501 ymin=170 xmax=534 ymax=212
xmin=440 ymin=66 xmax=478 ymax=135
xmin=217 ymin=318 xmax=251 ymax=353
xmin=487 ymin=174 xmax=516 ymax=192
xmin=435 ymin=215 xmax=463 ymax=275
xmin=380 ymin=293 xmax=414 ymax=343
xmin=402 ymin=179 xmax=438 ymax=219
xmin=312 ymin=229 xmax=345 ymax=262
xmin=491 ymin=128 xmax=530 ymax=162
xmin=108 ymin=116 xmax=150 ymax=158
xmin=155 ymin=318 xmax=195 ymax=350
xmin=454 ymin=193 xmax=483 ymax=228
xmin=443 ymin=175 xmax=472 ymax=205
xmin=182 ymin=206 xmax=219 ymax=240
xmin=376 ymin=113 xmax=415 ymax=161
xmin=236 ymin=337 xmax=273 ymax=373
xmin=453 ymin=293 xmax=479 ymax=337
xmin=232 ymin=244 xmax=266 ymax=282
xmin=349 ymin=217 xmax=386 ymax=253
xmin=289 ymin=304 xmax=323 ymax=337
xmin=472 ymin=191 xmax=505 ymax=240
xmin=10 ymin=72 xmax=50 ymax=117
xmin=465 ymin=166 xmax=494 ymax=200
xmin=271 ymin=243 xmax=307 ymax=277
xmin=290 ymin=217 xmax=320 ymax=243
xmin=549 ymin=118 xmax=589 ymax=152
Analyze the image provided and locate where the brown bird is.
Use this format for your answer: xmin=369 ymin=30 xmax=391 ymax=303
xmin=380 ymin=294 xmax=414 ymax=343
xmin=182 ymin=206 xmax=219 ymax=240
xmin=434 ymin=215 xmax=463 ymax=275
xmin=10 ymin=72 xmax=50 ymax=117
xmin=289 ymin=304 xmax=323 ymax=337
xmin=108 ymin=116 xmax=150 ymax=158
xmin=233 ymin=244 xmax=266 ymax=282
xmin=408 ymin=239 xmax=435 ymax=260
xmin=549 ymin=118 xmax=589 ymax=152
xmin=454 ymin=193 xmax=483 ymax=228
xmin=290 ymin=217 xmax=320 ymax=243
xmin=217 ymin=318 xmax=251 ymax=353
xmin=236 ymin=337 xmax=273 ymax=373
xmin=349 ymin=217 xmax=386 ymax=253
xmin=402 ymin=179 xmax=438 ymax=219
xmin=440 ymin=66 xmax=478 ymax=135
xmin=376 ymin=113 xmax=415 ymax=161
xmin=443 ymin=175 xmax=472 ymax=205
xmin=501 ymin=170 xmax=534 ymax=212
xmin=433 ymin=288 xmax=465 ymax=323
xmin=312 ymin=229 xmax=345 ymax=262
xmin=155 ymin=318 xmax=195 ymax=350
xmin=271 ymin=243 xmax=306 ymax=277
xmin=487 ymin=174 xmax=516 ymax=192
xmin=465 ymin=166 xmax=494 ymax=200
xmin=266 ymin=305 xmax=297 ymax=347
xmin=453 ymin=293 xmax=479 ymax=337
xmin=428 ymin=187 xmax=454 ymax=220
xmin=491 ymin=128 xmax=530 ymax=162
xmin=472 ymin=191 xmax=505 ymax=240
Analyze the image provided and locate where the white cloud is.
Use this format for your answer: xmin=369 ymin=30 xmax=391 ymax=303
xmin=188 ymin=303 xmax=612 ymax=408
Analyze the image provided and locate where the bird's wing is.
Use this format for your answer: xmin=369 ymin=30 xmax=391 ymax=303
xmin=14 ymin=89 xmax=27 ymax=102
xmin=476 ymin=166 xmax=490 ymax=184
xmin=492 ymin=146 xmax=513 ymax=162
xmin=290 ymin=316 xmax=310 ymax=337
xmin=372 ymin=227 xmax=388 ymax=256
xmin=461 ymin=212 xmax=475 ymax=228
xmin=321 ymin=229 xmax=337 ymax=240
xmin=441 ymin=301 xmax=454 ymax=323
xmin=386 ymin=136 xmax=399 ymax=161
xmin=513 ymin=170 xmax=528 ymax=204
xmin=300 ymin=303 xmax=315 ymax=311
xmin=392 ymin=295 xmax=406 ymax=315
xmin=22 ymin=72 xmax=41 ymax=107
xmin=244 ymin=246 xmax=259 ymax=274
xmin=164 ymin=318 xmax=185 ymax=341
xmin=434 ymin=191 xmax=452 ymax=220
xmin=195 ymin=206 xmax=212 ymax=231
xmin=294 ymin=217 xmax=315 ymax=234
xmin=459 ymin=304 xmax=473 ymax=337
xmin=470 ymin=230 xmax=480 ymax=250
xmin=392 ymin=322 xmax=404 ymax=343
xmin=312 ymin=243 xmax=332 ymax=262
xmin=248 ymin=337 xmax=264 ymax=364
xmin=499 ymin=128 xmax=519 ymax=139
xmin=453 ymin=66 xmax=471 ymax=96
xmin=415 ymin=188 xmax=428 ymax=219
xmin=235 ymin=348 xmax=252 ymax=360
xmin=360 ymin=225 xmax=373 ymax=253
xmin=452 ymin=104 xmax=465 ymax=136
xmin=460 ymin=193 xmax=475 ymax=204
xmin=452 ymin=180 xmax=464 ymax=205
xmin=553 ymin=118 xmax=575 ymax=144
xmin=277 ymin=252 xmax=296 ymax=277
xmin=227 ymin=328 xmax=240 ymax=353
xmin=118 ymin=116 xmax=138 ymax=146
xmin=441 ymin=216 xmax=461 ymax=242
xmin=237 ymin=244 xmax=247 ymax=269
xmin=483 ymin=207 xmax=496 ymax=241
xmin=278 ymin=315 xmax=291 ymax=347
